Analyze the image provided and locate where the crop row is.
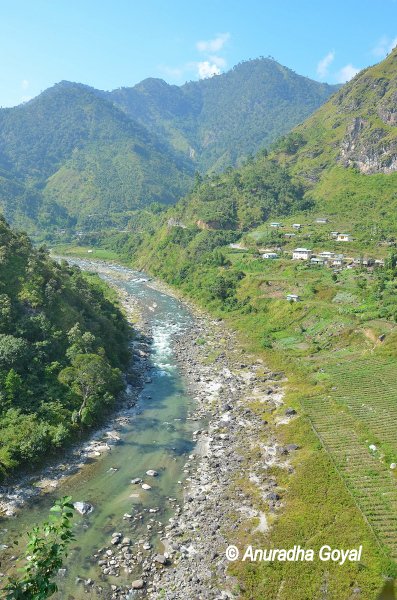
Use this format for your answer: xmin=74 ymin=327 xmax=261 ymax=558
xmin=304 ymin=394 xmax=397 ymax=557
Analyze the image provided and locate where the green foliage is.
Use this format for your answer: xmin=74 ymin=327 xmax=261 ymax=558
xmin=59 ymin=354 xmax=122 ymax=427
xmin=4 ymin=496 xmax=75 ymax=599
xmin=0 ymin=217 xmax=130 ymax=479
xmin=108 ymin=58 xmax=337 ymax=173
xmin=0 ymin=81 xmax=193 ymax=233
xmin=168 ymin=156 xmax=308 ymax=232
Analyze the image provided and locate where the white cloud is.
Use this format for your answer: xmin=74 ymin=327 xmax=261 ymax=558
xmin=196 ymin=33 xmax=230 ymax=53
xmin=197 ymin=61 xmax=221 ymax=79
xmin=157 ymin=32 xmax=230 ymax=83
xmin=336 ymin=64 xmax=360 ymax=83
xmin=21 ymin=79 xmax=29 ymax=90
xmin=316 ymin=51 xmax=335 ymax=79
xmin=372 ymin=35 xmax=397 ymax=58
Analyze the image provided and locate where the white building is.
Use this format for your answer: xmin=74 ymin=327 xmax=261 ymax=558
xmin=292 ymin=248 xmax=312 ymax=260
xmin=270 ymin=222 xmax=283 ymax=228
xmin=292 ymin=223 xmax=302 ymax=229
xmin=337 ymin=233 xmax=353 ymax=242
xmin=318 ymin=251 xmax=335 ymax=260
xmin=332 ymin=255 xmax=344 ymax=267
xmin=262 ymin=252 xmax=279 ymax=259
xmin=286 ymin=294 xmax=301 ymax=302
xmin=316 ymin=218 xmax=328 ymax=224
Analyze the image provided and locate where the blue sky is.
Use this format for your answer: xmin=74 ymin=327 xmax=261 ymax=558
xmin=1 ymin=0 xmax=396 ymax=107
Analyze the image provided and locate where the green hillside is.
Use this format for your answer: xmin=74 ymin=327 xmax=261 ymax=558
xmin=0 ymin=217 xmax=130 ymax=479
xmin=107 ymin=58 xmax=339 ymax=172
xmin=0 ymin=59 xmax=339 ymax=233
xmin=0 ymin=82 xmax=193 ymax=232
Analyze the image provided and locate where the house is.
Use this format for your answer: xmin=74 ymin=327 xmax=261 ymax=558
xmin=292 ymin=223 xmax=302 ymax=230
xmin=292 ymin=248 xmax=312 ymax=260
xmin=270 ymin=222 xmax=283 ymax=228
xmin=353 ymin=257 xmax=374 ymax=267
xmin=374 ymin=259 xmax=385 ymax=267
xmin=286 ymin=294 xmax=301 ymax=302
xmin=330 ymin=231 xmax=339 ymax=238
xmin=262 ymin=252 xmax=279 ymax=259
xmin=332 ymin=255 xmax=344 ymax=267
xmin=284 ymin=233 xmax=296 ymax=238
xmin=316 ymin=218 xmax=328 ymax=224
xmin=337 ymin=233 xmax=353 ymax=242
xmin=318 ymin=251 xmax=335 ymax=260
xmin=362 ymin=258 xmax=374 ymax=267
xmin=310 ymin=257 xmax=325 ymax=265
xmin=87 ymin=249 xmax=93 ymax=254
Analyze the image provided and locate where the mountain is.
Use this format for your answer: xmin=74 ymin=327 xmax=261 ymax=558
xmin=267 ymin=46 xmax=397 ymax=237
xmin=0 ymin=81 xmax=193 ymax=232
xmin=0 ymin=216 xmax=130 ymax=478
xmin=0 ymin=58 xmax=338 ymax=234
xmin=106 ymin=58 xmax=339 ymax=172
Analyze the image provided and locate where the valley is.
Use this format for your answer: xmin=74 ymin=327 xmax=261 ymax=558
xmin=1 ymin=18 xmax=397 ymax=599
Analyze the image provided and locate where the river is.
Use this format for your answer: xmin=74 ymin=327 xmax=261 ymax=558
xmin=0 ymin=261 xmax=200 ymax=598
xmin=1 ymin=260 xmax=395 ymax=600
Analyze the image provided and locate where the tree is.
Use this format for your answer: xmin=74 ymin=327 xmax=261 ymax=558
xmin=59 ymin=354 xmax=122 ymax=426
xmin=5 ymin=497 xmax=75 ymax=599
xmin=4 ymin=369 xmax=23 ymax=403
xmin=0 ymin=335 xmax=30 ymax=371
xmin=65 ymin=324 xmax=96 ymax=361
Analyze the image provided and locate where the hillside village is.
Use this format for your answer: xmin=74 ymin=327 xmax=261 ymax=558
xmin=237 ymin=217 xmax=387 ymax=271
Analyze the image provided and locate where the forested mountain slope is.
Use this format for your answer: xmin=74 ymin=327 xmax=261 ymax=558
xmin=0 ymin=82 xmax=193 ymax=231
xmin=106 ymin=58 xmax=339 ymax=172
xmin=0 ymin=58 xmax=338 ymax=233
xmin=269 ymin=45 xmax=397 ymax=235
xmin=0 ymin=217 xmax=130 ymax=479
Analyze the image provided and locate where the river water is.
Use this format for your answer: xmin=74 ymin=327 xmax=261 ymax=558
xmin=0 ymin=263 xmax=198 ymax=598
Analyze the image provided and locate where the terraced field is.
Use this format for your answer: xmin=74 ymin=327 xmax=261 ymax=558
xmin=303 ymin=356 xmax=397 ymax=559
xmin=328 ymin=357 xmax=397 ymax=452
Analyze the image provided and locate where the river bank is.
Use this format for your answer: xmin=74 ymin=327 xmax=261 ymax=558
xmin=0 ymin=289 xmax=150 ymax=519
xmin=1 ymin=260 xmax=290 ymax=599
xmin=149 ymin=301 xmax=291 ymax=599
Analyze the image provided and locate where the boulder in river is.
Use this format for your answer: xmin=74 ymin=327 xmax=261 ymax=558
xmin=73 ymin=501 xmax=93 ymax=515
xmin=146 ymin=469 xmax=158 ymax=477
xmin=142 ymin=483 xmax=152 ymax=490
xmin=131 ymin=579 xmax=144 ymax=590
xmin=131 ymin=478 xmax=142 ymax=484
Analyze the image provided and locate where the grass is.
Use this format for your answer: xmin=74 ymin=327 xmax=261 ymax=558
xmin=52 ymin=244 xmax=125 ymax=262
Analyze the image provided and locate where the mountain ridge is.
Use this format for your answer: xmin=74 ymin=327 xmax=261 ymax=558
xmin=0 ymin=57 xmax=339 ymax=233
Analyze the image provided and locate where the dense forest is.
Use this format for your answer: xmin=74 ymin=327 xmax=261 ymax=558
xmin=0 ymin=216 xmax=130 ymax=479
xmin=0 ymin=82 xmax=193 ymax=233
xmin=0 ymin=58 xmax=338 ymax=235
xmin=107 ymin=58 xmax=338 ymax=172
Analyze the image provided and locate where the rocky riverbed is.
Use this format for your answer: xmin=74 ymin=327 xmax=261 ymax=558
xmin=1 ymin=261 xmax=296 ymax=599
xmin=146 ymin=313 xmax=293 ymax=599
